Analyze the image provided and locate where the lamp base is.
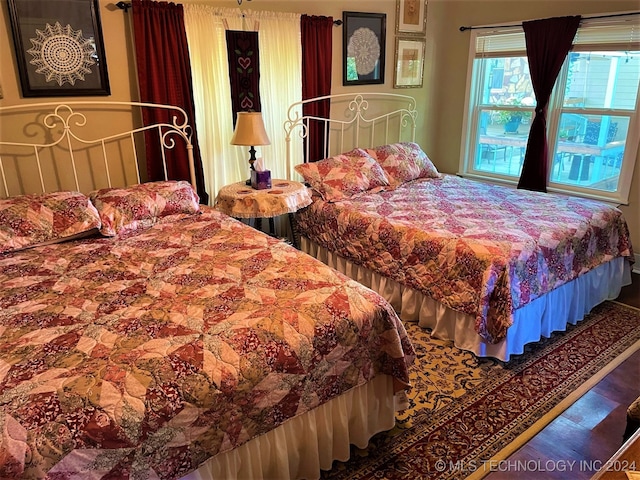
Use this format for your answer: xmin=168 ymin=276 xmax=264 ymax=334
xmin=245 ymin=147 xmax=257 ymax=185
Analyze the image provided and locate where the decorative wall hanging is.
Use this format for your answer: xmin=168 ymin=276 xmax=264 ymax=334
xmin=226 ymin=30 xmax=262 ymax=124
xmin=393 ymin=37 xmax=425 ymax=88
xmin=7 ymin=0 xmax=110 ymax=97
xmin=342 ymin=11 xmax=386 ymax=86
xmin=396 ymin=0 xmax=427 ymax=36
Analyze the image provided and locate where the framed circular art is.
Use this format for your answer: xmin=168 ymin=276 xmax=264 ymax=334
xmin=342 ymin=11 xmax=386 ymax=86
xmin=7 ymin=0 xmax=110 ymax=97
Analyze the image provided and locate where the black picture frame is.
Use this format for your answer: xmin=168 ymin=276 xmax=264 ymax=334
xmin=7 ymin=0 xmax=110 ymax=97
xmin=343 ymin=11 xmax=386 ymax=86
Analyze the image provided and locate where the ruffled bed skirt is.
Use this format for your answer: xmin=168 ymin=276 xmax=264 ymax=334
xmin=182 ymin=374 xmax=398 ymax=480
xmin=301 ymin=237 xmax=631 ymax=362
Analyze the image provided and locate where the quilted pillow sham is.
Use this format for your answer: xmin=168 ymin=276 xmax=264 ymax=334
xmin=90 ymin=180 xmax=200 ymax=237
xmin=0 ymin=191 xmax=101 ymax=254
xmin=294 ymin=148 xmax=390 ymax=202
xmin=367 ymin=142 xmax=441 ymax=186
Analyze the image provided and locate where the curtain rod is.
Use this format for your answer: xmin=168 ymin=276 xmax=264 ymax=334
xmin=114 ymin=2 xmax=343 ymax=24
xmin=459 ymin=11 xmax=639 ymax=31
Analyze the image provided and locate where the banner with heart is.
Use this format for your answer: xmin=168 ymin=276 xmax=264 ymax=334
xmin=226 ymin=30 xmax=262 ymax=125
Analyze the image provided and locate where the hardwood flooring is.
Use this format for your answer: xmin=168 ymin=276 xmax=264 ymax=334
xmin=617 ymin=271 xmax=640 ymax=308
xmin=485 ymin=272 xmax=640 ymax=480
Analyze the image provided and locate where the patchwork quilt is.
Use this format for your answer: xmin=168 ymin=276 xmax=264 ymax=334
xmin=0 ymin=207 xmax=414 ymax=479
xmin=295 ymin=175 xmax=633 ymax=343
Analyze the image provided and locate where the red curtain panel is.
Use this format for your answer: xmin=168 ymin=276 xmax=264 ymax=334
xmin=131 ymin=0 xmax=209 ymax=204
xmin=518 ymin=15 xmax=581 ymax=192
xmin=301 ymin=15 xmax=333 ymax=162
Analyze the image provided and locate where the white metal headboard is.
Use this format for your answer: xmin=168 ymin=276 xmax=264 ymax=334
xmin=0 ymin=101 xmax=195 ymax=198
xmin=284 ymin=93 xmax=417 ymax=170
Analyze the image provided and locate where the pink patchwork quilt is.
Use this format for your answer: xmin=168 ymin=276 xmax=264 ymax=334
xmin=0 ymin=207 xmax=414 ymax=479
xmin=295 ymin=175 xmax=633 ymax=343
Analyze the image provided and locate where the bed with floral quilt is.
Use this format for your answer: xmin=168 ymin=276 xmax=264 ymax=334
xmin=0 ymin=182 xmax=414 ymax=480
xmin=0 ymin=102 xmax=415 ymax=480
xmin=292 ymin=142 xmax=634 ymax=361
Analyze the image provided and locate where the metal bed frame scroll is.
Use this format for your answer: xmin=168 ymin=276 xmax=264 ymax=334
xmin=0 ymin=101 xmax=196 ymax=198
xmin=284 ymin=93 xmax=418 ymax=175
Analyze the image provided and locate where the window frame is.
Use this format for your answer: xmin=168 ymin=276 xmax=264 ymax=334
xmin=458 ymin=14 xmax=640 ymax=205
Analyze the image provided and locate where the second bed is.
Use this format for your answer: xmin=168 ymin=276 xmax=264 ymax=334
xmin=285 ymin=94 xmax=634 ymax=361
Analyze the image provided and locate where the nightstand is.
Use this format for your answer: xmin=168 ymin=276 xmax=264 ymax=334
xmin=214 ymin=179 xmax=312 ymax=248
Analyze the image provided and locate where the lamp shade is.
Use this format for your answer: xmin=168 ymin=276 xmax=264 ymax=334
xmin=230 ymin=111 xmax=271 ymax=146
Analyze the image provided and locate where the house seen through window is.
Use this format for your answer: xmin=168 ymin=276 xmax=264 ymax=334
xmin=460 ymin=15 xmax=640 ymax=204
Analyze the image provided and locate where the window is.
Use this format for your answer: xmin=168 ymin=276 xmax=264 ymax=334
xmin=460 ymin=15 xmax=640 ymax=204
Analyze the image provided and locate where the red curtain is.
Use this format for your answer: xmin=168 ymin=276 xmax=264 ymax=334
xmin=131 ymin=0 xmax=208 ymax=204
xmin=517 ymin=15 xmax=581 ymax=192
xmin=301 ymin=15 xmax=333 ymax=162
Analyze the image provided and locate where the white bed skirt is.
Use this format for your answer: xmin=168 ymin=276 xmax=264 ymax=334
xmin=182 ymin=374 xmax=397 ymax=480
xmin=301 ymin=237 xmax=632 ymax=362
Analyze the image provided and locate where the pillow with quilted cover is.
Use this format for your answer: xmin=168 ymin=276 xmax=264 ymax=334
xmin=0 ymin=191 xmax=101 ymax=254
xmin=366 ymin=142 xmax=441 ymax=186
xmin=294 ymin=148 xmax=390 ymax=202
xmin=90 ymin=180 xmax=200 ymax=237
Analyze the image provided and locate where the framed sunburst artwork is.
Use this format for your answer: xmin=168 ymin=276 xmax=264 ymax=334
xmin=7 ymin=0 xmax=110 ymax=97
xmin=342 ymin=12 xmax=386 ymax=86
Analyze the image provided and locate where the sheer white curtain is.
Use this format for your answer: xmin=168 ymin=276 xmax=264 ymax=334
xmin=184 ymin=6 xmax=302 ymax=203
xmin=246 ymin=10 xmax=303 ymax=181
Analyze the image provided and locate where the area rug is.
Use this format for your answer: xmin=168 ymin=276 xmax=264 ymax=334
xmin=322 ymin=301 xmax=640 ymax=480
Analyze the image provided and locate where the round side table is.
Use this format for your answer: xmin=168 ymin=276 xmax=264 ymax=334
xmin=214 ymin=179 xmax=312 ymax=248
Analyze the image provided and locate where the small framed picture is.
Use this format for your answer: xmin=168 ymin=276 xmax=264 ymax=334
xmin=343 ymin=11 xmax=386 ymax=86
xmin=394 ymin=37 xmax=425 ymax=88
xmin=7 ymin=0 xmax=110 ymax=97
xmin=396 ymin=0 xmax=427 ymax=36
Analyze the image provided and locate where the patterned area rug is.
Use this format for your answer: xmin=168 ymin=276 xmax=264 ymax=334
xmin=322 ymin=301 xmax=640 ymax=480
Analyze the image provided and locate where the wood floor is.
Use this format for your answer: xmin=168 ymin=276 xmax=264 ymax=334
xmin=485 ymin=272 xmax=640 ymax=480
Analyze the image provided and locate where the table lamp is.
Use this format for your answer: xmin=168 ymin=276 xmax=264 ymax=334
xmin=230 ymin=111 xmax=271 ymax=183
